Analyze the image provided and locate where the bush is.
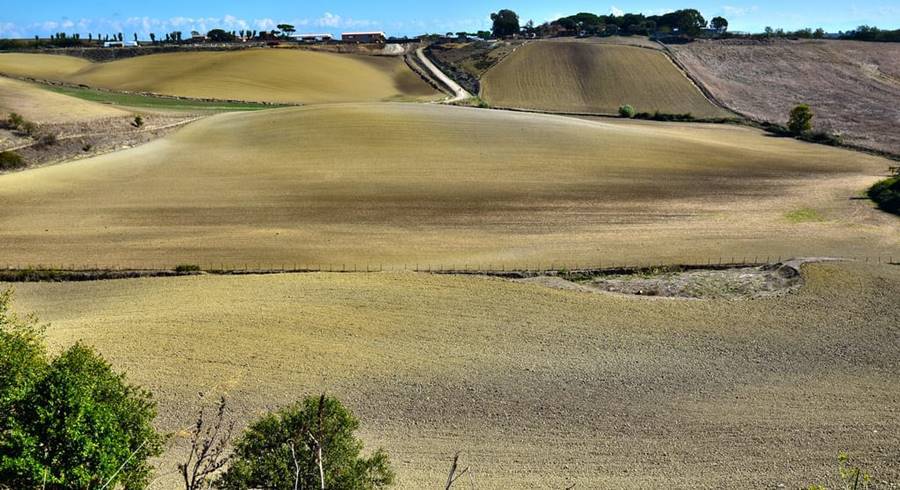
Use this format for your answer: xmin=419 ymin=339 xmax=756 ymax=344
xmin=618 ymin=104 xmax=636 ymax=118
xmin=175 ymin=264 xmax=202 ymax=273
xmin=37 ymin=132 xmax=57 ymax=147
xmin=20 ymin=121 xmax=38 ymax=137
xmin=868 ymin=176 xmax=899 ymax=215
xmin=788 ymin=104 xmax=814 ymax=135
xmin=133 ymin=115 xmax=144 ymax=128
xmin=216 ymin=395 xmax=395 ymax=490
xmin=0 ymin=289 xmax=163 ymax=489
xmin=6 ymin=112 xmax=24 ymax=129
xmin=0 ymin=150 xmax=25 ymax=170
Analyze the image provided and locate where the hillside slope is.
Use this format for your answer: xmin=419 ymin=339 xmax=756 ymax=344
xmin=480 ymin=40 xmax=730 ymax=117
xmin=669 ymin=39 xmax=900 ymax=154
xmin=0 ymin=103 xmax=895 ymax=267
xmin=0 ymin=76 xmax=128 ymax=124
xmin=0 ymin=50 xmax=438 ymax=104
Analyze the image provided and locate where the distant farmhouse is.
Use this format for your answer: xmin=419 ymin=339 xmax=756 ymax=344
xmin=293 ymin=33 xmax=334 ymax=43
xmin=103 ymin=40 xmax=139 ymax=48
xmin=341 ymin=32 xmax=386 ymax=44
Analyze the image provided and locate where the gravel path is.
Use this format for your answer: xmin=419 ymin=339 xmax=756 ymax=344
xmin=416 ymin=47 xmax=473 ymax=103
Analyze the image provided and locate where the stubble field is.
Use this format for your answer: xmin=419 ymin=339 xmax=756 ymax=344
xmin=480 ymin=40 xmax=731 ymax=117
xmin=0 ymin=50 xmax=438 ymax=104
xmin=6 ymin=262 xmax=899 ymax=488
xmin=0 ymin=103 xmax=896 ymax=269
xmin=669 ymin=39 xmax=900 ymax=154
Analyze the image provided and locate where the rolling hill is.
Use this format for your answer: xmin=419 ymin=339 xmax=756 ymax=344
xmin=0 ymin=49 xmax=438 ymax=104
xmin=0 ymin=76 xmax=128 ymax=124
xmin=669 ymin=38 xmax=900 ymax=154
xmin=0 ymin=103 xmax=894 ymax=268
xmin=480 ymin=39 xmax=731 ymax=117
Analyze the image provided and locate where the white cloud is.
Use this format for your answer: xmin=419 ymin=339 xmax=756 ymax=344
xmin=611 ymin=6 xmax=625 ymax=17
xmin=721 ymin=5 xmax=759 ymax=17
xmin=315 ymin=12 xmax=377 ymax=29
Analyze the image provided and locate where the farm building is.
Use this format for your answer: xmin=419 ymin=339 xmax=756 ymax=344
xmin=103 ymin=40 xmax=139 ymax=48
xmin=293 ymin=33 xmax=334 ymax=43
xmin=342 ymin=32 xmax=387 ymax=44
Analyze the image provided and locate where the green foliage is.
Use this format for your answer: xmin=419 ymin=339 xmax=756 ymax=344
xmin=805 ymin=452 xmax=873 ymax=490
xmin=6 ymin=112 xmax=24 ymax=129
xmin=868 ymin=176 xmax=899 ymax=215
xmin=207 ymin=29 xmax=237 ymax=43
xmin=491 ymin=9 xmax=520 ymax=38
xmin=216 ymin=395 xmax=395 ymax=490
xmin=0 ymin=151 xmax=26 ymax=170
xmin=618 ymin=104 xmax=636 ymax=118
xmin=0 ymin=290 xmax=163 ymax=489
xmin=175 ymin=264 xmax=202 ymax=273
xmin=21 ymin=121 xmax=39 ymax=137
xmin=710 ymin=16 xmax=729 ymax=32
xmin=788 ymin=104 xmax=814 ymax=135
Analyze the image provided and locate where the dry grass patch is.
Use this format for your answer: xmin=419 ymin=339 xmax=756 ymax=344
xmin=0 ymin=103 xmax=896 ymax=268
xmin=481 ymin=40 xmax=730 ymax=117
xmin=669 ymin=38 xmax=900 ymax=154
xmin=0 ymin=76 xmax=128 ymax=124
xmin=5 ymin=262 xmax=899 ymax=488
xmin=0 ymin=50 xmax=438 ymax=104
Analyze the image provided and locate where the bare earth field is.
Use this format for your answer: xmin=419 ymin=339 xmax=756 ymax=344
xmin=5 ymin=262 xmax=899 ymax=488
xmin=669 ymin=39 xmax=900 ymax=154
xmin=0 ymin=50 xmax=438 ymax=104
xmin=0 ymin=103 xmax=896 ymax=268
xmin=480 ymin=40 xmax=731 ymax=117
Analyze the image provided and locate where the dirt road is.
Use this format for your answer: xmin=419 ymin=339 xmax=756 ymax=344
xmin=416 ymin=47 xmax=473 ymax=103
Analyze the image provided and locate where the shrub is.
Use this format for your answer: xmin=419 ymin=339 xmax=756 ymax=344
xmin=175 ymin=264 xmax=202 ymax=273
xmin=216 ymin=394 xmax=395 ymax=490
xmin=133 ymin=115 xmax=144 ymax=128
xmin=20 ymin=121 xmax=38 ymax=137
xmin=0 ymin=150 xmax=25 ymax=170
xmin=0 ymin=289 xmax=164 ymax=489
xmin=618 ymin=104 xmax=636 ymax=118
xmin=788 ymin=104 xmax=814 ymax=135
xmin=868 ymin=176 xmax=899 ymax=215
xmin=6 ymin=112 xmax=24 ymax=129
xmin=37 ymin=132 xmax=57 ymax=147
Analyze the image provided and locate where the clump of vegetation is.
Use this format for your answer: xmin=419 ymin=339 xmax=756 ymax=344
xmin=634 ymin=111 xmax=696 ymax=122
xmin=0 ymin=289 xmax=164 ymax=489
xmin=37 ymin=132 xmax=58 ymax=147
xmin=132 ymin=115 xmax=145 ymax=128
xmin=20 ymin=121 xmax=39 ymax=137
xmin=175 ymin=264 xmax=202 ymax=273
xmin=0 ymin=150 xmax=26 ymax=170
xmin=789 ymin=104 xmax=814 ymax=135
xmin=805 ymin=452 xmax=872 ymax=490
xmin=785 ymin=208 xmax=824 ymax=223
xmin=5 ymin=112 xmax=24 ymax=129
xmin=216 ymin=394 xmax=395 ymax=489
xmin=618 ymin=104 xmax=636 ymax=118
xmin=868 ymin=173 xmax=899 ymax=215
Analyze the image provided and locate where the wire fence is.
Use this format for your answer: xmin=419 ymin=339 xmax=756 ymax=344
xmin=0 ymin=255 xmax=896 ymax=281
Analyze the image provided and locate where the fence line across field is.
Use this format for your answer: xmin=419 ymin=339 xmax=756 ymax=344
xmin=0 ymin=255 xmax=896 ymax=277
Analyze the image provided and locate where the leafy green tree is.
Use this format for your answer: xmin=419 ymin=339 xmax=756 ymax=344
xmin=216 ymin=394 xmax=394 ymax=490
xmin=0 ymin=290 xmax=163 ymax=489
xmin=618 ymin=105 xmax=636 ymax=118
xmin=788 ymin=104 xmax=814 ymax=134
xmin=277 ymin=24 xmax=296 ymax=38
xmin=868 ymin=175 xmax=899 ymax=215
xmin=710 ymin=16 xmax=729 ymax=32
xmin=207 ymin=29 xmax=236 ymax=42
xmin=491 ymin=9 xmax=521 ymax=38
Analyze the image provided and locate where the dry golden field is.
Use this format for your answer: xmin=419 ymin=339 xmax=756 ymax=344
xmin=0 ymin=50 xmax=438 ymax=103
xmin=480 ymin=40 xmax=731 ymax=117
xmin=669 ymin=39 xmax=900 ymax=154
xmin=6 ymin=262 xmax=900 ymax=488
xmin=0 ymin=103 xmax=896 ymax=269
xmin=0 ymin=76 xmax=128 ymax=124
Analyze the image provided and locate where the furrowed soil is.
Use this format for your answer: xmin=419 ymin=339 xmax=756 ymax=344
xmin=669 ymin=38 xmax=900 ymax=154
xmin=480 ymin=39 xmax=730 ymax=117
xmin=0 ymin=50 xmax=438 ymax=104
xmin=0 ymin=103 xmax=896 ymax=268
xmin=6 ymin=262 xmax=899 ymax=488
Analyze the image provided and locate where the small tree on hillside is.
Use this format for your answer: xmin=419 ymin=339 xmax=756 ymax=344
xmin=619 ymin=104 xmax=636 ymax=118
xmin=0 ymin=290 xmax=164 ymax=489
xmin=491 ymin=9 xmax=520 ymax=38
xmin=215 ymin=394 xmax=395 ymax=490
xmin=277 ymin=24 xmax=296 ymax=38
xmin=710 ymin=16 xmax=729 ymax=33
xmin=788 ymin=104 xmax=814 ymax=135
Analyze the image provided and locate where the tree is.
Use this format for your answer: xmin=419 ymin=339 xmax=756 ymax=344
xmin=813 ymin=28 xmax=826 ymax=39
xmin=6 ymin=112 xmax=24 ymax=129
xmin=150 ymin=32 xmax=156 ymax=43
xmin=491 ymin=9 xmax=520 ymax=38
xmin=0 ymin=290 xmax=164 ymax=489
xmin=277 ymin=24 xmax=296 ymax=38
xmin=216 ymin=394 xmax=394 ymax=490
xmin=118 ymin=32 xmax=124 ymax=42
xmin=788 ymin=104 xmax=814 ymax=134
xmin=710 ymin=16 xmax=729 ymax=32
xmin=618 ymin=105 xmax=636 ymax=118
xmin=180 ymin=396 xmax=234 ymax=490
xmin=207 ymin=29 xmax=236 ymax=43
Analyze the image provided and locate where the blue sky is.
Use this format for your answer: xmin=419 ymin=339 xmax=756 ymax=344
xmin=1 ymin=1 xmax=898 ymax=39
